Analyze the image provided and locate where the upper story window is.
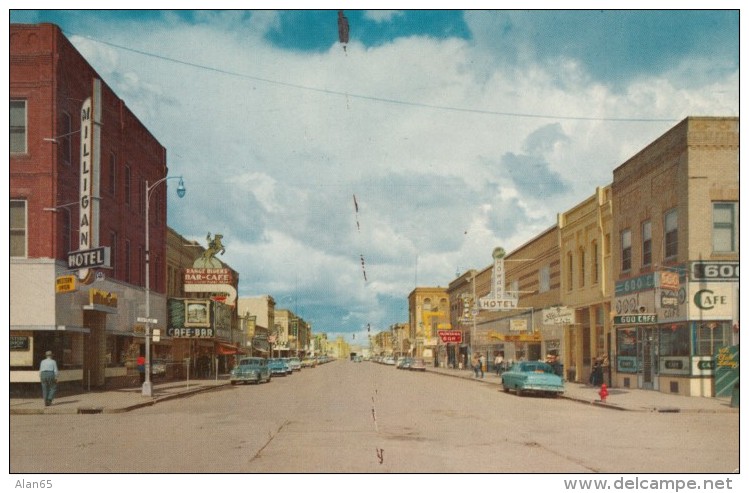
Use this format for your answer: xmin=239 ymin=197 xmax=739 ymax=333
xmin=713 ymin=202 xmax=738 ymax=253
xmin=664 ymin=209 xmax=678 ymax=259
xmin=641 ymin=220 xmax=652 ymax=268
xmin=578 ymin=247 xmax=586 ymax=287
xmin=592 ymin=241 xmax=599 ymax=284
xmin=621 ymin=229 xmax=632 ymax=272
xmin=539 ymin=264 xmax=550 ymax=293
xmin=10 ymin=200 xmax=27 ymax=257
xmin=566 ymin=252 xmax=573 ymax=291
xmin=10 ymin=100 xmax=27 ymax=154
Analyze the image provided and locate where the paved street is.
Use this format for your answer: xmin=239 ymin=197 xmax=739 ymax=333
xmin=10 ymin=360 xmax=739 ymax=473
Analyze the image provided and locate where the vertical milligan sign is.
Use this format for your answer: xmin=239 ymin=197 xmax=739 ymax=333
xmin=78 ymin=98 xmax=93 ymax=280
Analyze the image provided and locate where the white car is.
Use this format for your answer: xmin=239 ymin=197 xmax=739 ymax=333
xmin=383 ymin=356 xmax=396 ymax=365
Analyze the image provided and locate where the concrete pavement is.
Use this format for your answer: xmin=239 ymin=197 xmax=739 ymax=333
xmin=9 ymin=364 xmax=738 ymax=415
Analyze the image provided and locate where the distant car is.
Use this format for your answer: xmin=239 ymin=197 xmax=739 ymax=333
xmin=230 ymin=357 xmax=271 ymax=385
xmin=302 ymin=357 xmax=317 ymax=368
xmin=353 ymin=355 xmax=363 ymax=362
xmin=383 ymin=356 xmax=396 ymax=365
xmin=501 ymin=361 xmax=564 ymax=397
xmin=287 ymin=357 xmax=302 ymax=371
xmin=397 ymin=357 xmax=413 ymax=369
xmin=409 ymin=358 xmax=426 ymax=371
xmin=269 ymin=358 xmax=291 ymax=376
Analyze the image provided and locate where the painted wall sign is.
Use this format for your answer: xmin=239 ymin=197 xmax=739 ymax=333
xmin=88 ymin=288 xmax=118 ymax=308
xmin=615 ymin=273 xmax=655 ymax=296
xmin=510 ymin=319 xmax=528 ymax=332
xmin=542 ymin=306 xmax=575 ymax=325
xmin=688 ymin=282 xmax=734 ymax=319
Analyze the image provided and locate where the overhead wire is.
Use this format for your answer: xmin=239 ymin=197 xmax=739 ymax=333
xmin=68 ymin=31 xmax=679 ymax=124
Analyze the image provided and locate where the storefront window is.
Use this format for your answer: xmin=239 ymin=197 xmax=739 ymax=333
xmin=696 ymin=322 xmax=730 ymax=356
xmin=617 ymin=328 xmax=637 ymax=356
xmin=658 ymin=324 xmax=689 ymax=356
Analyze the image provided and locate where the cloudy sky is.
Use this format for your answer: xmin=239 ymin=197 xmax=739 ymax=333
xmin=9 ymin=7 xmax=739 ymax=342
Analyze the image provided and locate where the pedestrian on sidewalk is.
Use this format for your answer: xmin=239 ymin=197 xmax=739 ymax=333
xmin=470 ymin=353 xmax=480 ymax=377
xmin=494 ymin=352 xmax=504 ymax=375
xmin=137 ymin=354 xmax=146 ymax=384
xmin=39 ymin=350 xmax=58 ymax=406
xmin=478 ymin=354 xmax=485 ymax=378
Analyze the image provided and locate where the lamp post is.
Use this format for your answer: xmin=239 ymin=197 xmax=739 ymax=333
xmin=142 ymin=175 xmax=186 ymax=397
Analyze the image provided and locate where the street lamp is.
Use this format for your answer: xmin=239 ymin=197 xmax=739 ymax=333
xmin=142 ymin=175 xmax=186 ymax=397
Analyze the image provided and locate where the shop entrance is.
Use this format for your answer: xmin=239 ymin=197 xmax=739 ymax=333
xmin=639 ymin=327 xmax=658 ymax=390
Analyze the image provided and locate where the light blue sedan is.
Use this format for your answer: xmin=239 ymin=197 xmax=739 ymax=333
xmin=501 ymin=361 xmax=564 ymax=397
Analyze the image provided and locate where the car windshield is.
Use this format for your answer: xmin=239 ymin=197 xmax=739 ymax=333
xmin=519 ymin=362 xmax=555 ymax=374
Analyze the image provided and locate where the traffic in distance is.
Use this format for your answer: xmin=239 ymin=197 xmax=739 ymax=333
xmin=229 ymin=355 xmax=332 ymax=385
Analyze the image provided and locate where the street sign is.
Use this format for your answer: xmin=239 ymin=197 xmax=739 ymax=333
xmin=136 ymin=317 xmax=158 ymax=324
xmin=152 ymin=329 xmax=161 ymax=343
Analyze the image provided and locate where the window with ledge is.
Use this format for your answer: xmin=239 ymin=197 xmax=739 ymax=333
xmin=713 ymin=202 xmax=737 ymax=253
xmin=642 ymin=220 xmax=652 ymax=268
xmin=10 ymin=200 xmax=27 ymax=257
xmin=664 ymin=209 xmax=678 ymax=259
xmin=592 ymin=241 xmax=599 ymax=284
xmin=10 ymin=100 xmax=27 ymax=154
xmin=566 ymin=252 xmax=573 ymax=290
xmin=578 ymin=248 xmax=586 ymax=287
xmin=539 ymin=264 xmax=550 ymax=293
xmin=621 ymin=229 xmax=632 ymax=272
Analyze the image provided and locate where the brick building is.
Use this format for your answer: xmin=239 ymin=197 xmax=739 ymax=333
xmin=610 ymin=117 xmax=739 ymax=396
xmin=10 ymin=23 xmax=172 ymax=389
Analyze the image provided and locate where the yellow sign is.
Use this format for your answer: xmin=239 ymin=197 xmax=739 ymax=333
xmin=56 ymin=275 xmax=77 ymax=293
xmin=89 ymin=288 xmax=118 ymax=308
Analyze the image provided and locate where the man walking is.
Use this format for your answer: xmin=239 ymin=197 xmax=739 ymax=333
xmin=39 ymin=350 xmax=59 ymax=406
xmin=478 ymin=354 xmax=485 ymax=378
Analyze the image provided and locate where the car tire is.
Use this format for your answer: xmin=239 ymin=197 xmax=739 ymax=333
xmin=516 ymin=387 xmax=524 ymax=397
xmin=503 ymin=385 xmax=510 ymax=393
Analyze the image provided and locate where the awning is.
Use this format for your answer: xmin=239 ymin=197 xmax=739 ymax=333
xmin=11 ymin=325 xmax=91 ymax=334
xmin=215 ymin=343 xmax=244 ymax=355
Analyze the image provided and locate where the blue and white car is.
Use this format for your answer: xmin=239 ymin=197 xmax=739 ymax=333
xmin=269 ymin=358 xmax=291 ymax=376
xmin=230 ymin=357 xmax=271 ymax=385
xmin=501 ymin=361 xmax=564 ymax=397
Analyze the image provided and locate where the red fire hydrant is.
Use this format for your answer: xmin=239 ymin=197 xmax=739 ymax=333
xmin=598 ymin=383 xmax=609 ymax=402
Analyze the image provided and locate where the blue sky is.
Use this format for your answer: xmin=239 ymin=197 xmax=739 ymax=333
xmin=7 ymin=8 xmax=739 ymax=342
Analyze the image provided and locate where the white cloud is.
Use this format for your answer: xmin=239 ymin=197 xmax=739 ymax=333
xmin=67 ymin=12 xmax=737 ymax=333
xmin=363 ymin=11 xmax=404 ymax=23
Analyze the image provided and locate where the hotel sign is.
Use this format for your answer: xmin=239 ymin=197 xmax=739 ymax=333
xmin=478 ymin=247 xmax=519 ymax=311
xmin=68 ymin=246 xmax=110 ymax=270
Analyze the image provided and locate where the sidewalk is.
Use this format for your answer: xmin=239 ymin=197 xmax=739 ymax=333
xmin=10 ymin=378 xmax=231 ymax=415
xmin=10 ymin=368 xmax=738 ymax=415
xmin=424 ymin=366 xmax=738 ymax=413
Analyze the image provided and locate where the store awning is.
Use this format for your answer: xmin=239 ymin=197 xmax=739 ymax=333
xmin=215 ymin=343 xmax=245 ymax=355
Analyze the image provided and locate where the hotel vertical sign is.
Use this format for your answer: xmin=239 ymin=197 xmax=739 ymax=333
xmin=78 ymin=96 xmax=93 ymax=281
xmin=73 ymin=80 xmax=104 ymax=282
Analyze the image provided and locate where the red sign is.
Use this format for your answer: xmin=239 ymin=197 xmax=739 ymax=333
xmin=438 ymin=330 xmax=463 ymax=343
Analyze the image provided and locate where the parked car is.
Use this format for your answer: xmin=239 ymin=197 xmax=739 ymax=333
xmin=302 ymin=357 xmax=317 ymax=368
xmin=286 ymin=357 xmax=302 ymax=371
xmin=230 ymin=357 xmax=271 ymax=385
xmin=501 ymin=361 xmax=564 ymax=397
xmin=269 ymin=358 xmax=291 ymax=376
xmin=397 ymin=357 xmax=413 ymax=369
xmin=383 ymin=356 xmax=396 ymax=365
xmin=409 ymin=358 xmax=426 ymax=371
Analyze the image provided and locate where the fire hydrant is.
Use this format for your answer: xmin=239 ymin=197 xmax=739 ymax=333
xmin=598 ymin=383 xmax=609 ymax=402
